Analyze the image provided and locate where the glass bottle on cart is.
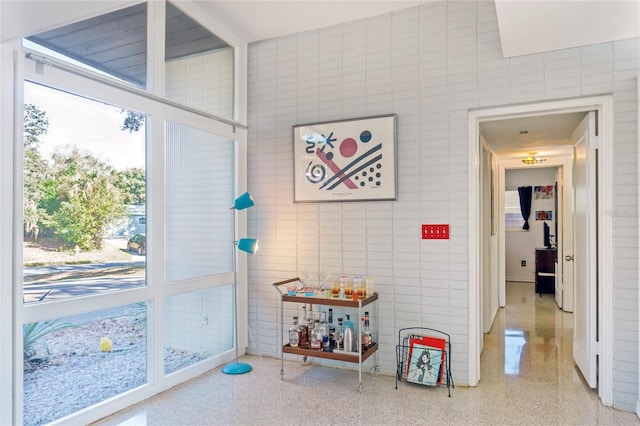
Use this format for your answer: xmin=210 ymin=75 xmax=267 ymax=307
xmin=361 ymin=311 xmax=372 ymax=350
xmin=299 ymin=307 xmax=309 ymax=349
xmin=320 ymin=311 xmax=330 ymax=350
xmin=289 ymin=316 xmax=300 ymax=347
xmin=335 ymin=317 xmax=344 ymax=350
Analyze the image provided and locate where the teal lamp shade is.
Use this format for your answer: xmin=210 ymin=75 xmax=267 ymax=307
xmin=232 ymin=192 xmax=254 ymax=211
xmin=236 ymin=238 xmax=258 ymax=255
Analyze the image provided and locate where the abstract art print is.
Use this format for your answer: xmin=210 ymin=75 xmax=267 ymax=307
xmin=534 ymin=185 xmax=554 ymax=199
xmin=293 ymin=115 xmax=397 ymax=202
xmin=536 ymin=210 xmax=553 ymax=221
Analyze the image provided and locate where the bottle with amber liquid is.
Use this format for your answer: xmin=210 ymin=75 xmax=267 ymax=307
xmin=299 ymin=306 xmax=309 ymax=349
xmin=361 ymin=311 xmax=372 ymax=351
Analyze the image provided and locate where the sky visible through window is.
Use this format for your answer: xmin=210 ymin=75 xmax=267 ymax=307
xmin=25 ymin=82 xmax=145 ymax=170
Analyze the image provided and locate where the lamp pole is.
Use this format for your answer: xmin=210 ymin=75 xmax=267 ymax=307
xmin=222 ymin=193 xmax=254 ymax=375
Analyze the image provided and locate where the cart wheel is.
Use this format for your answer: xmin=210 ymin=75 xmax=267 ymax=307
xmin=299 ymin=355 xmax=312 ymax=365
xmin=370 ymin=366 xmax=380 ymax=377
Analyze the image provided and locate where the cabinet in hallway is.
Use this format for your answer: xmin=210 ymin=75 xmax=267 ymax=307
xmin=535 ymin=248 xmax=556 ymax=296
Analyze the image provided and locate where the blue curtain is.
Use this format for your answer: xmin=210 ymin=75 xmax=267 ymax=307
xmin=518 ymin=186 xmax=532 ymax=230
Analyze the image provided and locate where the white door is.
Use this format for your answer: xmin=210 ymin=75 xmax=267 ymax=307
xmin=555 ymin=178 xmax=563 ymax=309
xmin=572 ymin=111 xmax=597 ymax=388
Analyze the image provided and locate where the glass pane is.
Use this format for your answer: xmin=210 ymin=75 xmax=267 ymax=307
xmin=165 ymin=122 xmax=234 ymax=281
xmin=505 ymin=190 xmax=525 ymax=228
xmin=25 ymin=3 xmax=148 ymax=88
xmin=165 ymin=1 xmax=234 ymax=119
xmin=164 ymin=285 xmax=234 ymax=375
xmin=23 ymin=303 xmax=148 ymax=425
xmin=23 ymin=82 xmax=146 ymax=304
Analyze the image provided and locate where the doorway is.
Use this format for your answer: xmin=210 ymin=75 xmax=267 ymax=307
xmin=468 ymin=96 xmax=614 ymax=406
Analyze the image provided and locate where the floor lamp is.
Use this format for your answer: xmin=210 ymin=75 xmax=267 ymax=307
xmin=222 ymin=191 xmax=258 ymax=375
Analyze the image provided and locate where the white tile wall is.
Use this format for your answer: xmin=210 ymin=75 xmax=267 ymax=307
xmin=246 ymin=0 xmax=639 ymax=409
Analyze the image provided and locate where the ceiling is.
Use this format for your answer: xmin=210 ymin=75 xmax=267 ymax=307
xmin=479 ymin=112 xmax=587 ymax=162
xmin=25 ymin=2 xmax=230 ymax=88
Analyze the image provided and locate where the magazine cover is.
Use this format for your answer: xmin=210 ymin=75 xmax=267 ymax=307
xmin=406 ymin=342 xmax=443 ymax=386
xmin=405 ymin=335 xmax=447 ymax=384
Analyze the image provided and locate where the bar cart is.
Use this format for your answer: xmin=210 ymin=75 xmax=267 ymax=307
xmin=273 ymin=278 xmax=379 ymax=392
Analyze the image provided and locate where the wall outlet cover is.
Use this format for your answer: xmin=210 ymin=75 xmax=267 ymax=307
xmin=422 ymin=224 xmax=449 ymax=239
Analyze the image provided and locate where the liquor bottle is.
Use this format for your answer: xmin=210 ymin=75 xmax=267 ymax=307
xmin=320 ymin=311 xmax=330 ymax=349
xmin=335 ymin=317 xmax=344 ymax=350
xmin=361 ymin=311 xmax=372 ymax=350
xmin=311 ymin=320 xmax=322 ymax=349
xmin=306 ymin=305 xmax=315 ymax=345
xmin=344 ymin=314 xmax=354 ymax=332
xmin=328 ymin=308 xmax=335 ymax=334
xmin=289 ymin=316 xmax=300 ymax=348
xmin=299 ymin=306 xmax=309 ymax=349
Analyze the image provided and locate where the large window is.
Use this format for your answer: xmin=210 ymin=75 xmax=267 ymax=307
xmin=22 ymin=82 xmax=149 ymax=426
xmin=164 ymin=123 xmax=235 ymax=375
xmin=165 ymin=122 xmax=234 ymax=281
xmin=23 ymin=82 xmax=147 ymax=304
xmin=16 ymin=2 xmax=242 ymax=425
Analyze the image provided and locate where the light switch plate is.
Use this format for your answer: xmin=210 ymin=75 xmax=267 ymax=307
xmin=422 ymin=224 xmax=449 ymax=239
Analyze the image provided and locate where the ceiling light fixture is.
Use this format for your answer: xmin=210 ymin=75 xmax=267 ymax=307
xmin=522 ymin=152 xmax=546 ymax=165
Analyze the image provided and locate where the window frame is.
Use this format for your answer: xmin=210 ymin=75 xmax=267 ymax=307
xmin=3 ymin=1 xmax=249 ymax=424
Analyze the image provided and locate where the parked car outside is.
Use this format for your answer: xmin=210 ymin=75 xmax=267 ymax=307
xmin=126 ymin=234 xmax=146 ymax=255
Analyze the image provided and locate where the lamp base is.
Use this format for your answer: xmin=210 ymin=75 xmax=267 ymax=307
xmin=221 ymin=361 xmax=252 ymax=375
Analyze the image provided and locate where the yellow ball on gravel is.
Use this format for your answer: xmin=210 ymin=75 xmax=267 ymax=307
xmin=100 ymin=336 xmax=112 ymax=352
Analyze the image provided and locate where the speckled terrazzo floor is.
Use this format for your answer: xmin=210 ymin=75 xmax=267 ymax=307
xmin=93 ymin=282 xmax=639 ymax=426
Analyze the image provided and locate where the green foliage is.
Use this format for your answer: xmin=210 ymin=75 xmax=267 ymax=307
xmin=23 ymin=104 xmax=49 ymax=148
xmin=115 ymin=167 xmax=146 ymax=205
xmin=47 ymin=146 xmax=127 ymax=250
xmin=23 ymin=319 xmax=79 ymax=360
xmin=23 ymin=104 xmax=51 ymax=239
xmin=23 ymin=103 xmax=141 ymax=249
xmin=120 ymin=110 xmax=145 ymax=133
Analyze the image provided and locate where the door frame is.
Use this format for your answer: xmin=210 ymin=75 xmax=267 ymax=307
xmin=468 ymin=95 xmax=614 ymax=406
xmin=495 ymin=158 xmax=572 ymax=311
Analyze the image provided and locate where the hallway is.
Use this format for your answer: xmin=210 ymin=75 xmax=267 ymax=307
xmin=94 ymin=282 xmax=638 ymax=425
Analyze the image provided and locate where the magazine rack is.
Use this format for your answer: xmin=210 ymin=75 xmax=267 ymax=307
xmin=395 ymin=327 xmax=453 ymax=397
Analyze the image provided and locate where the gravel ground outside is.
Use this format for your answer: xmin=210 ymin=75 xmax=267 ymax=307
xmin=23 ymin=308 xmax=207 ymax=426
